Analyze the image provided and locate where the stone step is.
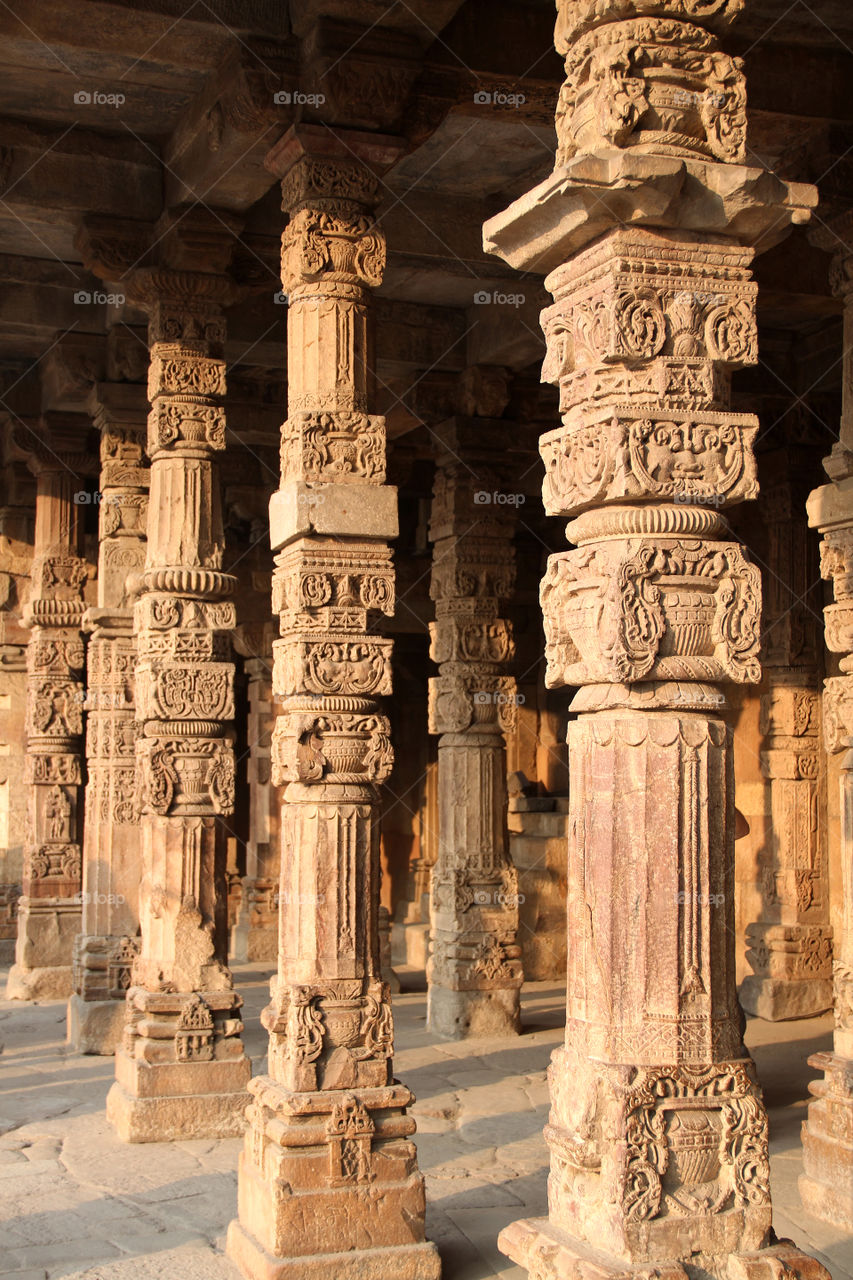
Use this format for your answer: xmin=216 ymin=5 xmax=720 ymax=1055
xmin=508 ymin=810 xmax=568 ymax=838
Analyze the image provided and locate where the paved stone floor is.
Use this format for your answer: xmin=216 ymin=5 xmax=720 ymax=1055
xmin=0 ymin=964 xmax=851 ymax=1279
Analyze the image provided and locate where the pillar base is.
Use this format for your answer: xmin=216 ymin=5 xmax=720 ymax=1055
xmin=107 ymin=1048 xmax=251 ymax=1142
xmin=800 ymin=1051 xmax=853 ymax=1228
xmin=226 ymin=1220 xmax=441 ymax=1280
xmin=66 ymin=992 xmax=126 ymax=1054
xmin=499 ymin=1218 xmax=830 ymax=1280
xmin=739 ymin=976 xmax=833 ymax=1021
xmin=6 ymin=963 xmax=73 ymax=1000
xmin=229 ymin=1074 xmax=436 ymax=1273
xmin=427 ymin=983 xmax=520 ymax=1039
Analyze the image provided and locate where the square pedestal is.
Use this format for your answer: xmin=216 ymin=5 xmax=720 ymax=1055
xmin=107 ymin=1048 xmax=251 ymax=1142
xmin=498 ymin=1217 xmax=831 ymax=1280
xmin=226 ymin=1219 xmax=442 ymax=1280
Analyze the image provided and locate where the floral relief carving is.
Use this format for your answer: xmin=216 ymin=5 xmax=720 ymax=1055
xmin=281 ymin=410 xmax=386 ymax=484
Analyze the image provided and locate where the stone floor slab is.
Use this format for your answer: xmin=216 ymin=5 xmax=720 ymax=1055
xmin=0 ymin=966 xmax=850 ymax=1279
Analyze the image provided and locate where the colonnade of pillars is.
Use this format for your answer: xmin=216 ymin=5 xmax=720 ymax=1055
xmin=0 ymin=0 xmax=851 ymax=1276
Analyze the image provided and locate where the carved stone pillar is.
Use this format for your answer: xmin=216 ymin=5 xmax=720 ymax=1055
xmin=68 ymin=383 xmax=148 ymax=1053
xmin=226 ymin=126 xmax=440 ymax=1280
xmin=104 ymin=245 xmax=251 ymax=1141
xmin=0 ymin=466 xmax=33 ymax=962
xmin=8 ymin=424 xmax=92 ymax=1000
xmin=482 ymin=2 xmax=828 ymax=1276
xmin=231 ymin=655 xmax=278 ymax=963
xmin=427 ymin=419 xmax=522 ymax=1038
xmin=801 ymin=214 xmax=853 ymax=1228
xmin=740 ymin=458 xmax=830 ymax=1021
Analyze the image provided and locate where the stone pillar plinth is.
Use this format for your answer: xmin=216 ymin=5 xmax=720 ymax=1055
xmin=102 ymin=229 xmax=251 ymax=1141
xmin=426 ymin=421 xmax=522 ymax=1038
xmin=482 ymin=2 xmax=827 ymax=1275
xmin=801 ymin=227 xmax=853 ymax=1222
xmin=8 ymin=428 xmax=93 ymax=1001
xmin=226 ymin=126 xmax=440 ymax=1280
xmin=231 ymin=656 xmax=278 ymax=963
xmin=69 ymin=382 xmax=148 ymax=1053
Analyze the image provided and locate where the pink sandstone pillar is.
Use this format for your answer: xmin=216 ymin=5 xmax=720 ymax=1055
xmin=427 ymin=419 xmax=523 ymax=1038
xmin=68 ymin=382 xmax=148 ymax=1053
xmin=482 ymin=2 xmax=830 ymax=1276
xmin=226 ymin=124 xmax=441 ymax=1280
xmin=801 ymin=212 xmax=853 ymax=1228
xmin=7 ymin=422 xmax=93 ymax=1000
xmin=101 ymin=215 xmax=251 ymax=1141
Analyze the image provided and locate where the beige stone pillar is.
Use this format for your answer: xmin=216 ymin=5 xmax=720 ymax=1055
xmin=482 ymin=2 xmax=829 ymax=1276
xmin=740 ymin=458 xmax=831 ymax=1020
xmin=226 ymin=125 xmax=440 ymax=1280
xmin=0 ymin=469 xmax=33 ymax=962
xmin=427 ymin=419 xmax=522 ymax=1038
xmin=104 ymin=243 xmax=251 ymax=1141
xmin=8 ymin=424 xmax=93 ymax=1000
xmin=68 ymin=382 xmax=148 ymax=1053
xmin=231 ymin=654 xmax=278 ymax=963
xmin=801 ymin=212 xmax=853 ymax=1227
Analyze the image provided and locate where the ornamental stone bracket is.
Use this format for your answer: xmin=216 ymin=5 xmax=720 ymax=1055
xmin=68 ymin=379 xmax=149 ymax=1055
xmin=426 ymin=416 xmax=524 ymax=1039
xmin=78 ymin=207 xmax=252 ymax=1140
xmin=801 ymin=215 xmax=853 ymax=1228
xmin=226 ymin=124 xmax=441 ymax=1280
xmin=482 ymin=3 xmax=828 ymax=1279
xmin=7 ymin=419 xmax=96 ymax=1002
